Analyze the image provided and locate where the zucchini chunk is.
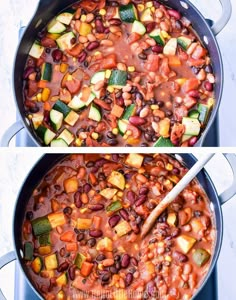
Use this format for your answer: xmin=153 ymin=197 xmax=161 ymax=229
xmin=47 ymin=19 xmax=66 ymax=34
xmin=177 ymin=36 xmax=192 ymax=51
xmin=56 ymin=12 xmax=74 ymax=25
xmin=163 ymin=38 xmax=177 ymax=56
xmin=182 ymin=117 xmax=201 ymax=136
xmin=149 ymin=29 xmax=165 ymax=46
xmin=24 ymin=242 xmax=34 ymax=261
xmin=29 ymin=43 xmax=44 ymax=59
xmin=50 ymin=138 xmax=68 ymax=147
xmin=122 ymin=104 xmax=136 ymax=120
xmin=107 ymin=171 xmax=125 ymax=190
xmin=75 ymin=252 xmax=86 ymax=269
xmin=118 ymin=119 xmax=129 ymax=135
xmin=36 ymin=126 xmax=56 ymax=146
xmin=108 ymin=70 xmax=127 ymax=88
xmin=106 ymin=200 xmax=123 ymax=214
xmin=31 ymin=216 xmax=52 ymax=236
xmin=90 ymin=71 xmax=106 ymax=84
xmin=193 ymin=248 xmax=210 ymax=267
xmin=58 ymin=129 xmax=74 ymax=145
xmin=88 ymin=104 xmax=101 ymax=122
xmin=154 ymin=137 xmax=174 ymax=147
xmin=41 ymin=62 xmax=52 ymax=81
xmin=50 ymin=109 xmax=63 ymax=131
xmin=125 ymin=153 xmax=144 ymax=168
xmin=56 ymin=273 xmax=68 ymax=286
xmin=56 ymin=32 xmax=75 ymax=51
xmin=132 ymin=20 xmax=146 ymax=35
xmin=119 ymin=3 xmax=138 ymax=23
xmin=68 ymin=91 xmax=95 ymax=111
xmin=31 ymin=257 xmax=43 ymax=274
xmin=141 ymin=8 xmax=154 ymax=22
xmin=45 ymin=253 xmax=58 ymax=270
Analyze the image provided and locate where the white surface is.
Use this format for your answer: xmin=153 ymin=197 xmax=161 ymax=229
xmin=0 ymin=152 xmax=236 ymax=300
xmin=0 ymin=0 xmax=235 ymax=146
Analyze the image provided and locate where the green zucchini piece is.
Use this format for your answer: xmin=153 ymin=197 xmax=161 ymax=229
xmin=50 ymin=138 xmax=68 ymax=147
xmin=140 ymin=8 xmax=154 ymax=22
xmin=56 ymin=32 xmax=75 ymax=51
xmin=38 ymin=233 xmax=51 ymax=246
xmin=90 ymin=71 xmax=106 ymax=85
xmin=122 ymin=104 xmax=136 ymax=120
xmin=45 ymin=253 xmax=58 ymax=270
xmin=50 ymin=109 xmax=63 ymax=131
xmin=193 ymin=248 xmax=210 ymax=267
xmin=118 ymin=119 xmax=129 ymax=135
xmin=108 ymin=70 xmax=127 ymax=88
xmin=149 ymin=29 xmax=165 ymax=46
xmin=75 ymin=252 xmax=86 ymax=269
xmin=198 ymin=103 xmax=211 ymax=125
xmin=181 ymin=134 xmax=192 ymax=143
xmin=177 ymin=36 xmax=192 ymax=51
xmin=53 ymin=100 xmax=71 ymax=117
xmin=163 ymin=38 xmax=177 ymax=56
xmin=132 ymin=20 xmax=146 ymax=35
xmin=56 ymin=12 xmax=74 ymax=25
xmin=32 ymin=113 xmax=44 ymax=130
xmin=24 ymin=242 xmax=34 ymax=261
xmin=154 ymin=137 xmax=174 ymax=147
xmin=56 ymin=273 xmax=68 ymax=286
xmin=88 ymin=104 xmax=101 ymax=122
xmin=58 ymin=129 xmax=74 ymax=145
xmin=36 ymin=126 xmax=56 ymax=146
xmin=31 ymin=216 xmax=52 ymax=236
xmin=64 ymin=110 xmax=79 ymax=126
xmin=41 ymin=62 xmax=52 ymax=81
xmin=188 ymin=109 xmax=200 ymax=119
xmin=29 ymin=43 xmax=44 ymax=59
xmin=68 ymin=91 xmax=95 ymax=111
xmin=31 ymin=257 xmax=43 ymax=274
xmin=182 ymin=117 xmax=201 ymax=136
xmin=47 ymin=19 xmax=66 ymax=34
xmin=119 ymin=3 xmax=138 ymax=23
xmin=106 ymin=200 xmax=123 ymax=213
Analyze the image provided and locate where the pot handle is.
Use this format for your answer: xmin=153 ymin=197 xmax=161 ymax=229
xmin=0 ymin=251 xmax=16 ymax=300
xmin=219 ymin=154 xmax=236 ymax=205
xmin=0 ymin=121 xmax=24 ymax=147
xmin=211 ymin=0 xmax=232 ymax=36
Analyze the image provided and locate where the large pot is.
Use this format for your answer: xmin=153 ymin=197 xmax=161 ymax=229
xmin=0 ymin=153 xmax=236 ymax=299
xmin=0 ymin=0 xmax=232 ymax=147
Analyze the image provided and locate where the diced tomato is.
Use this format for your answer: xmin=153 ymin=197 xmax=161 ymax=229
xmin=128 ymin=32 xmax=142 ymax=45
xmin=170 ymin=123 xmax=185 ymax=145
xmin=80 ymin=0 xmax=98 ymax=12
xmin=66 ymin=242 xmax=78 ymax=252
xmin=192 ymin=45 xmax=207 ymax=59
xmin=94 ymin=98 xmax=111 ymax=111
xmin=60 ymin=230 xmax=76 ymax=242
xmin=182 ymin=78 xmax=199 ymax=93
xmin=187 ymin=58 xmax=205 ymax=67
xmin=100 ymin=54 xmax=117 ymax=69
xmin=144 ymin=54 xmax=160 ymax=72
xmin=97 ymin=0 xmax=106 ymax=9
xmin=159 ymin=57 xmax=171 ymax=77
xmin=178 ymin=48 xmax=188 ymax=61
xmin=183 ymin=95 xmax=197 ymax=109
xmin=174 ymin=105 xmax=188 ymax=122
xmin=80 ymin=261 xmax=94 ymax=277
xmin=65 ymin=77 xmax=81 ymax=94
xmin=66 ymin=44 xmax=83 ymax=57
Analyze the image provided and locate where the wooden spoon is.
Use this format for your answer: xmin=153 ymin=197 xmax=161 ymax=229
xmin=141 ymin=153 xmax=215 ymax=238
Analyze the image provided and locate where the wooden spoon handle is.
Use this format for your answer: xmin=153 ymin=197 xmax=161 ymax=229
xmin=141 ymin=153 xmax=215 ymax=238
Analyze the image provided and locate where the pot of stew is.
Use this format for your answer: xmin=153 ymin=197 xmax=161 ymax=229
xmin=1 ymin=0 xmax=232 ymax=147
xmin=0 ymin=153 xmax=236 ymax=300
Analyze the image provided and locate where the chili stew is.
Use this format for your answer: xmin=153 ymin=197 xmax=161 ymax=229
xmin=22 ymin=154 xmax=215 ymax=299
xmin=23 ymin=0 xmax=215 ymax=147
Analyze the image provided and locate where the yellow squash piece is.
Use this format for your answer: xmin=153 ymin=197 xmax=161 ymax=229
xmin=100 ymin=188 xmax=118 ymax=200
xmin=125 ymin=153 xmax=144 ymax=168
xmin=176 ymin=234 xmax=197 ymax=254
xmin=114 ymin=221 xmax=132 ymax=237
xmin=64 ymin=176 xmax=78 ymax=193
xmin=76 ymin=218 xmax=92 ymax=230
xmin=96 ymin=237 xmax=113 ymax=252
xmin=108 ymin=171 xmax=125 ymax=190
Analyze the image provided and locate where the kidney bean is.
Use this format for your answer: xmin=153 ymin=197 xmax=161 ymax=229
xmin=88 ymin=204 xmax=104 ymax=211
xmin=114 ymin=254 xmax=121 ymax=261
xmin=173 ymin=251 xmax=188 ymax=263
xmin=89 ymin=229 xmax=103 ymax=238
xmin=172 ymin=167 xmax=180 ymax=175
xmin=138 ymin=52 xmax=147 ymax=60
xmin=109 ymin=18 xmax=122 ymax=26
xmin=95 ymin=19 xmax=105 ymax=33
xmin=102 ymin=273 xmax=111 ymax=282
xmin=57 ymin=262 xmax=69 ymax=272
xmin=52 ymin=49 xmax=63 ymax=62
xmin=41 ymin=37 xmax=56 ymax=48
xmin=74 ymin=192 xmax=82 ymax=208
xmin=87 ymin=238 xmax=96 ymax=247
xmin=23 ymin=67 xmax=35 ymax=80
xmin=130 ymin=257 xmax=138 ymax=267
xmin=77 ymin=232 xmax=85 ymax=241
xmin=109 ymin=214 xmax=121 ymax=228
xmin=129 ymin=116 xmax=146 ymax=126
xmin=78 ymin=50 xmax=87 ymax=63
xmin=119 ymin=209 xmax=129 ymax=221
xmin=126 ymin=191 xmax=136 ymax=204
xmin=121 ymin=254 xmax=130 ymax=268
xmin=68 ymin=265 xmax=76 ymax=281
xmin=112 ymin=154 xmax=119 ymax=161
xmin=147 ymin=281 xmax=158 ymax=297
xmin=86 ymin=41 xmax=100 ymax=51
xmin=188 ymin=136 xmax=198 ymax=146
xmin=139 ymin=186 xmax=149 ymax=195
xmin=152 ymin=45 xmax=164 ymax=53
xmin=124 ymin=172 xmax=135 ymax=180
xmin=59 ymin=247 xmax=66 ymax=257
xmin=146 ymin=22 xmax=156 ymax=33
xmin=135 ymin=195 xmax=147 ymax=207
xmin=125 ymin=273 xmax=133 ymax=287
xmin=83 ymin=183 xmax=92 ymax=193
xmin=97 ymin=254 xmax=106 ymax=261
xmin=86 ymin=161 xmax=95 ymax=167
xmin=95 ymin=158 xmax=108 ymax=168
xmin=109 ymin=1 xmax=119 ymax=7
xmin=188 ymin=90 xmax=200 ymax=98
xmin=168 ymin=9 xmax=181 ymax=20
xmin=205 ymin=65 xmax=213 ymax=73
xmin=204 ymin=81 xmax=213 ymax=91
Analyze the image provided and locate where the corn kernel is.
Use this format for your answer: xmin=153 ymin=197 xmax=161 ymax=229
xmin=117 ymin=191 xmax=123 ymax=197
xmin=166 ymin=163 xmax=173 ymax=171
xmin=165 ymin=255 xmax=172 ymax=262
xmin=138 ymin=167 xmax=145 ymax=174
xmin=98 ymin=263 xmax=104 ymax=270
xmin=71 ymin=204 xmax=75 ymax=208
xmin=105 ymin=69 xmax=112 ymax=79
xmin=28 ymin=114 xmax=33 ymax=120
xmin=112 ymin=128 xmax=119 ymax=135
xmin=151 ymin=104 xmax=159 ymax=110
xmin=137 ymin=4 xmax=145 ymax=11
xmin=208 ymin=97 xmax=215 ymax=106
xmin=94 ymin=51 xmax=101 ymax=56
xmin=146 ymin=1 xmax=153 ymax=8
xmin=80 ymin=14 xmax=86 ymax=22
xmin=75 ymin=138 xmax=82 ymax=147
xmin=60 ymin=63 xmax=68 ymax=73
xmin=113 ymin=195 xmax=118 ymax=201
xmin=128 ymin=66 xmax=135 ymax=72
xmin=134 ymin=243 xmax=139 ymax=251
xmin=99 ymin=8 xmax=106 ymax=15
xmin=107 ymin=86 xmax=114 ymax=93
xmin=125 ymin=183 xmax=130 ymax=189
xmin=151 ymin=7 xmax=155 ymax=12
xmin=161 ymin=31 xmax=170 ymax=39
xmin=126 ymin=130 xmax=132 ymax=136
xmin=42 ymin=88 xmax=51 ymax=102
xmin=91 ymin=132 xmax=99 ymax=140
xmin=123 ymin=134 xmax=128 ymax=140
xmin=105 ymin=154 xmax=111 ymax=160
xmin=36 ymin=93 xmax=42 ymax=101
xmin=67 ymin=75 xmax=73 ymax=81
xmin=164 ymin=179 xmax=171 ymax=186
xmin=80 ymin=208 xmax=88 ymax=214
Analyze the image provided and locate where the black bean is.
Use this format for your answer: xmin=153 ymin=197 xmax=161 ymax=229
xmin=166 ymin=110 xmax=173 ymax=117
xmin=149 ymin=238 xmax=157 ymax=244
xmin=175 ymin=20 xmax=182 ymax=30
xmin=110 ymin=266 xmax=118 ymax=274
xmin=89 ymin=229 xmax=103 ymax=238
xmin=77 ymin=233 xmax=85 ymax=241
xmin=63 ymin=206 xmax=72 ymax=215
xmin=83 ymin=183 xmax=92 ymax=193
xmin=86 ymin=161 xmax=95 ymax=168
xmin=205 ymin=64 xmax=213 ymax=73
xmin=35 ymin=72 xmax=41 ymax=82
xmin=87 ymin=238 xmax=96 ymax=247
xmin=107 ymin=138 xmax=118 ymax=146
xmin=157 ymin=100 xmax=164 ymax=107
xmin=97 ymin=254 xmax=106 ymax=261
xmin=194 ymin=210 xmax=203 ymax=217
xmin=182 ymin=27 xmax=189 ymax=35
xmin=74 ymin=192 xmax=82 ymax=208
xmin=144 ymin=133 xmax=153 ymax=142
xmin=115 ymin=262 xmax=121 ymax=270
xmin=141 ymin=142 xmax=149 ymax=147
xmin=135 ymin=92 xmax=143 ymax=100
xmin=138 ymin=52 xmax=147 ymax=60
xmin=26 ymin=211 xmax=33 ymax=220
xmin=102 ymin=273 xmax=111 ymax=282
xmin=114 ymin=255 xmax=121 ymax=262
xmin=98 ymin=172 xmax=106 ymax=181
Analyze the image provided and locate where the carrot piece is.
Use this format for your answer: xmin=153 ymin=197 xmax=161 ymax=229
xmin=94 ymin=98 xmax=111 ymax=111
xmin=168 ymin=55 xmax=181 ymax=67
xmin=44 ymin=102 xmax=51 ymax=111
xmin=128 ymin=32 xmax=141 ymax=45
xmin=182 ymin=78 xmax=200 ymax=93
xmin=89 ymin=173 xmax=97 ymax=185
xmin=100 ymin=54 xmax=117 ymax=69
xmin=60 ymin=231 xmax=76 ymax=242
xmin=38 ymin=80 xmax=47 ymax=89
xmin=81 ymin=86 xmax=91 ymax=102
xmin=66 ymin=242 xmax=78 ymax=252
xmin=111 ymin=104 xmax=124 ymax=118
xmin=51 ymin=199 xmax=60 ymax=212
xmin=93 ymin=216 xmax=102 ymax=230
xmin=80 ymin=261 xmax=94 ymax=277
